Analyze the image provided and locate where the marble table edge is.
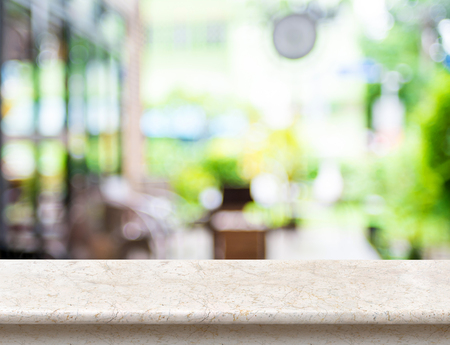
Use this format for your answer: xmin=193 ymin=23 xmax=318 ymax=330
xmin=1 ymin=310 xmax=449 ymax=325
xmin=2 ymin=260 xmax=450 ymax=326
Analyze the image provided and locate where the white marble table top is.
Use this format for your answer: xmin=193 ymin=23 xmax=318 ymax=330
xmin=0 ymin=260 xmax=449 ymax=325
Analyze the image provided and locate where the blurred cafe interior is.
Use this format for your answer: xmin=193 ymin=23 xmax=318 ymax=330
xmin=2 ymin=0 xmax=450 ymax=260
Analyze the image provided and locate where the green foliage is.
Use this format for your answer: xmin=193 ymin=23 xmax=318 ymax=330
xmin=265 ymin=129 xmax=304 ymax=180
xmin=365 ymin=132 xmax=445 ymax=255
xmin=243 ymin=201 xmax=292 ymax=228
xmin=361 ymin=15 xmax=427 ymax=116
xmin=304 ymin=157 xmax=319 ymax=181
xmin=86 ymin=137 xmax=100 ymax=173
xmin=362 ymin=71 xmax=450 ymax=257
xmin=202 ymin=157 xmax=247 ymax=187
xmin=365 ymin=83 xmax=381 ymax=128
xmin=362 ymin=24 xmax=421 ymax=72
xmin=144 ymin=92 xmax=258 ymax=210
xmin=171 ymin=165 xmax=218 ymax=204
xmin=420 ymin=70 xmax=450 ymax=212
xmin=145 ymin=138 xmax=206 ymax=177
xmin=359 ymin=3 xmax=450 ymax=257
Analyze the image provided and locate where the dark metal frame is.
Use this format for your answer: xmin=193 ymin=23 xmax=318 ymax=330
xmin=0 ymin=0 xmax=6 ymax=252
xmin=0 ymin=0 xmax=125 ymax=258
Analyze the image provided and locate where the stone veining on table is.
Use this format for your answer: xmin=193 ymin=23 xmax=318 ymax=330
xmin=0 ymin=260 xmax=449 ymax=325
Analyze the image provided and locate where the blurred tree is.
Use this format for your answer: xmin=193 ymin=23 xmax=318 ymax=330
xmin=363 ymin=70 xmax=450 ymax=259
xmin=420 ymin=70 xmax=450 ymax=214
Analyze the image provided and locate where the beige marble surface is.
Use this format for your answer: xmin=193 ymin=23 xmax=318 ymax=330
xmin=0 ymin=260 xmax=449 ymax=325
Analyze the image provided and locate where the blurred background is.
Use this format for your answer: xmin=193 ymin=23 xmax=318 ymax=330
xmin=1 ymin=0 xmax=450 ymax=260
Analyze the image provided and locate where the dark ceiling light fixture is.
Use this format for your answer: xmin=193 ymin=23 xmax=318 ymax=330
xmin=272 ymin=1 xmax=341 ymax=60
xmin=273 ymin=13 xmax=317 ymax=59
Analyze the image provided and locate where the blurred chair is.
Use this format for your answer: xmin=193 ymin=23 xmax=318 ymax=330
xmin=204 ymin=187 xmax=267 ymax=260
xmin=99 ymin=176 xmax=177 ymax=259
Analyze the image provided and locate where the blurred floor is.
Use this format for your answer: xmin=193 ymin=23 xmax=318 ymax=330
xmin=264 ymin=201 xmax=381 ymax=260
xmin=265 ymin=226 xmax=380 ymax=260
xmin=167 ymin=224 xmax=379 ymax=260
xmin=168 ymin=226 xmax=214 ymax=260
